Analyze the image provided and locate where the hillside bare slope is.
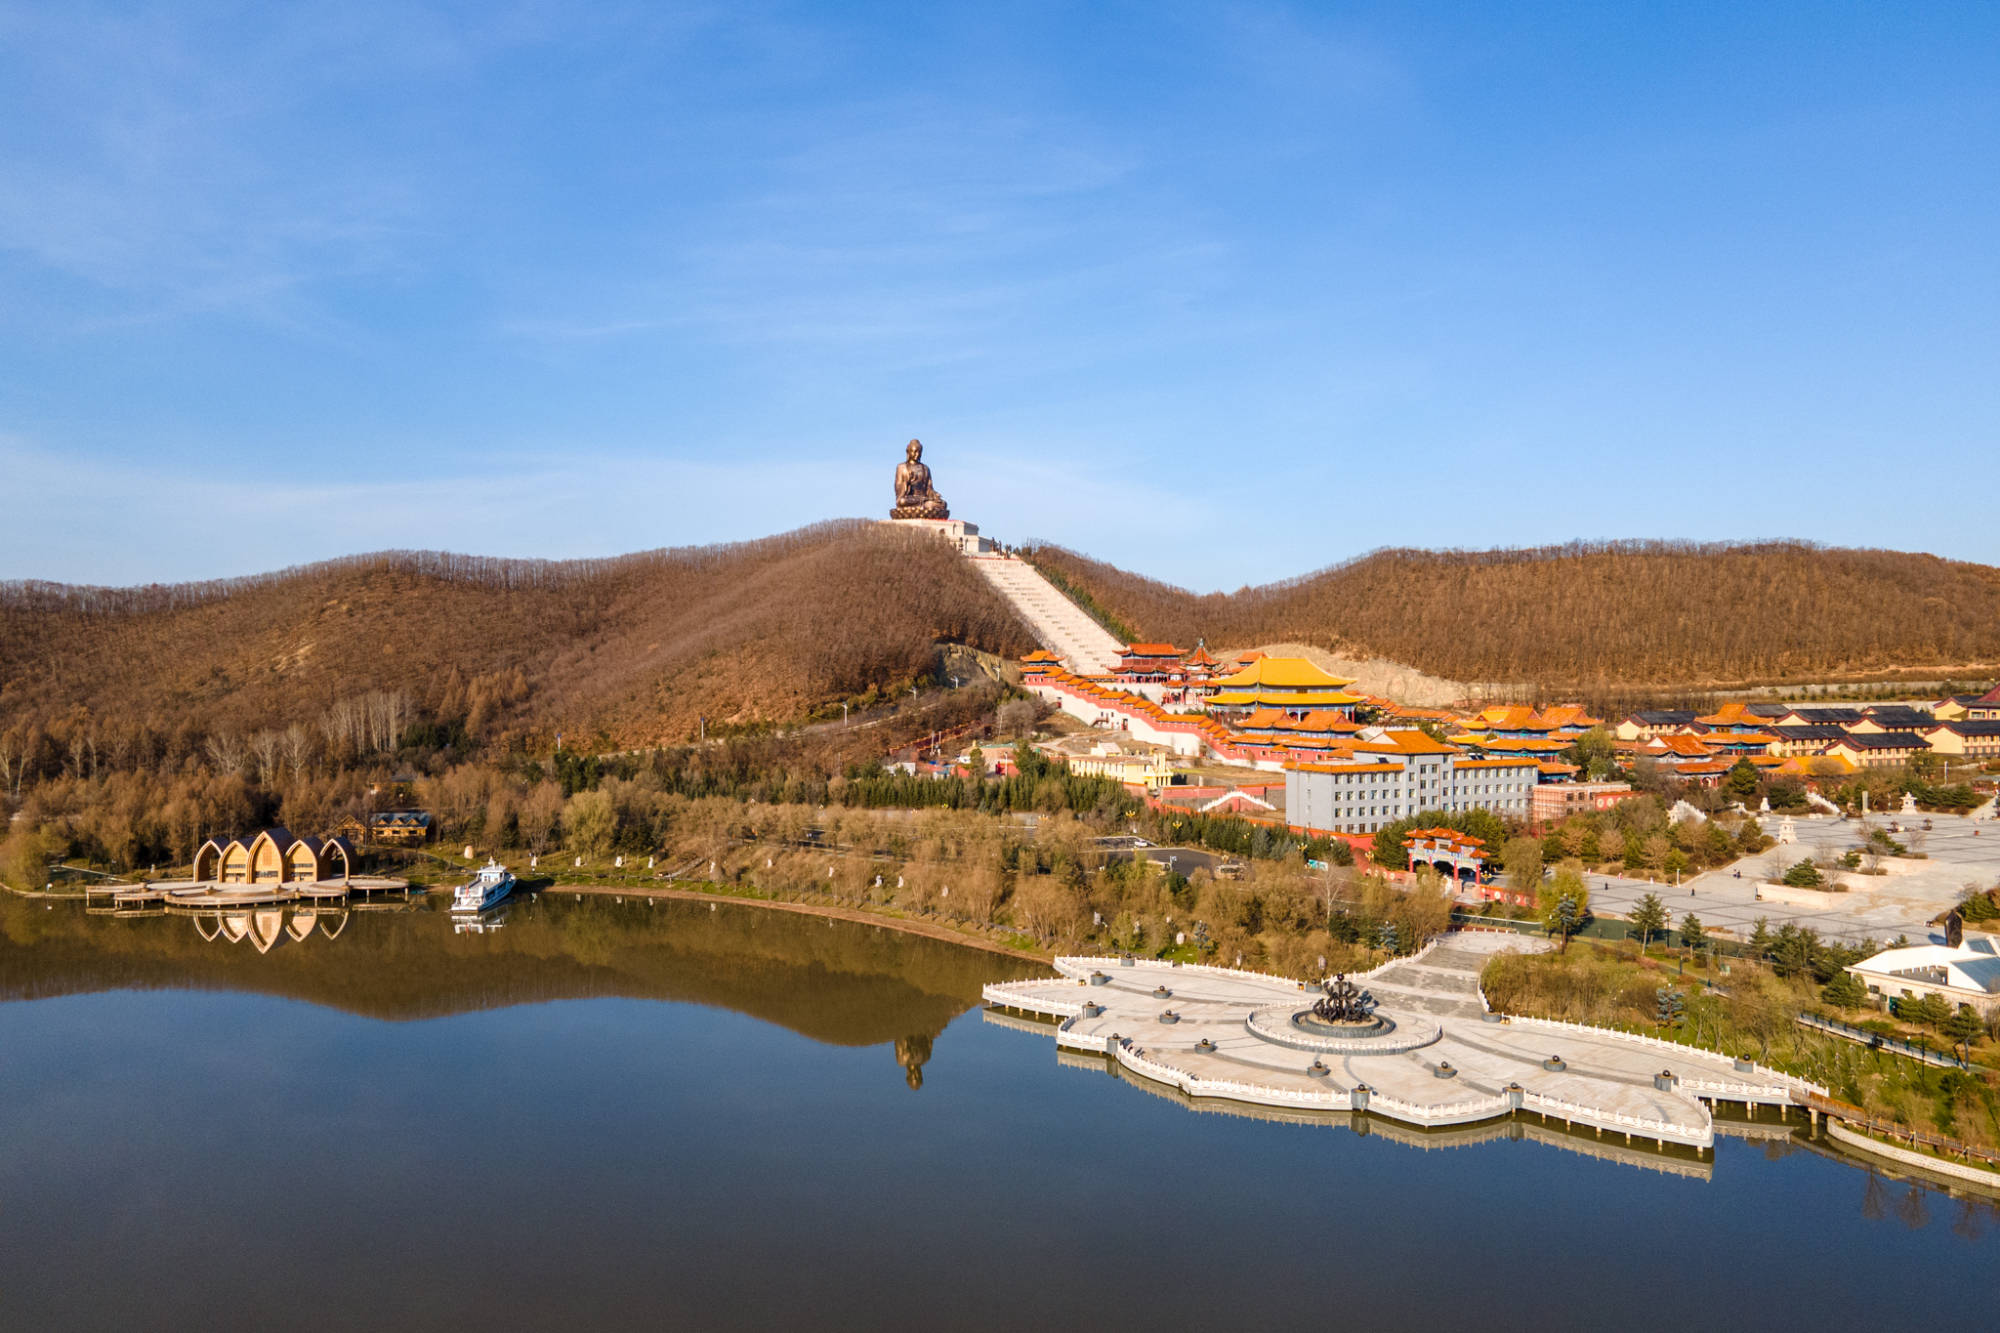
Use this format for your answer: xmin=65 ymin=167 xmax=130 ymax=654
xmin=0 ymin=521 xmax=1034 ymax=748
xmin=1023 ymin=541 xmax=2000 ymax=694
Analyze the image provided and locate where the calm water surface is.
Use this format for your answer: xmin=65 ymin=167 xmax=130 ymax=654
xmin=1 ymin=893 xmax=1993 ymax=1331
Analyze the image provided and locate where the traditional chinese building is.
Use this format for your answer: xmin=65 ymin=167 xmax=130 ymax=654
xmin=1403 ymin=827 xmax=1487 ymax=886
xmin=1113 ymin=643 xmax=1183 ymax=681
xmin=1202 ymin=656 xmax=1364 ymax=720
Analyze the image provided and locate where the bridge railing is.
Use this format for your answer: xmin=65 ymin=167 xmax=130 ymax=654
xmin=1479 ymin=1009 xmax=1830 ymax=1100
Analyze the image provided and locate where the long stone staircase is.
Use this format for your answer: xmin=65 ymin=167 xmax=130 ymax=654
xmin=969 ymin=554 xmax=1125 ymax=675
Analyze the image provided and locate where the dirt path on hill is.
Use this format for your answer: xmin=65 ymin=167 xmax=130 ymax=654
xmin=550 ymin=883 xmax=1051 ymax=962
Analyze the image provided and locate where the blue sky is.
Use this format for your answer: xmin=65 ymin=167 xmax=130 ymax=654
xmin=3 ymin=2 xmax=1996 ymax=588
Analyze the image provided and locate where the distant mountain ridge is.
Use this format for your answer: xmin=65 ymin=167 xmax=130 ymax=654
xmin=1021 ymin=539 xmax=2000 ymax=696
xmin=6 ymin=533 xmax=1997 ymax=753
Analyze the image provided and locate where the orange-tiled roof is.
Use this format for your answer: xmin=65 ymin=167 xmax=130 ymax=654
xmin=1236 ymin=707 xmax=1293 ymax=730
xmin=1537 ymin=761 xmax=1582 ymax=775
xmin=1645 ymin=735 xmax=1716 ymax=757
xmin=1182 ymin=644 xmax=1220 ymax=666
xmin=1455 ymin=735 xmax=1570 ymax=753
xmin=1695 ymin=702 xmax=1757 ymax=725
xmin=1351 ymin=729 xmax=1461 ymax=756
xmin=1777 ymin=754 xmax=1854 ymax=775
xmin=1537 ymin=705 xmax=1603 ymax=728
xmin=1458 ymin=703 xmax=1605 ymax=733
xmin=1122 ymin=642 xmax=1181 ymax=656
xmin=1289 ymin=760 xmax=1406 ymax=774
xmin=1464 ymin=705 xmax=1544 ymax=731
xmin=1283 ymin=710 xmax=1363 ymax=733
xmin=1403 ymin=826 xmax=1486 ymax=850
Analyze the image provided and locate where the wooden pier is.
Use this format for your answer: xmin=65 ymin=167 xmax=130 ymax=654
xmin=83 ymin=877 xmax=413 ymax=915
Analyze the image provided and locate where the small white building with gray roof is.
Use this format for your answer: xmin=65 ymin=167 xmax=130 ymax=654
xmin=1847 ymin=931 xmax=2000 ymax=1016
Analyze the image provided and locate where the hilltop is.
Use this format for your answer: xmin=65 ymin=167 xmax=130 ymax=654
xmin=1023 ymin=540 xmax=2000 ymax=699
xmin=7 ymin=532 xmax=1999 ymax=765
xmin=0 ymin=521 xmax=1035 ymax=751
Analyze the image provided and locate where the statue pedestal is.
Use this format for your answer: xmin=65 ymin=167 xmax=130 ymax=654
xmin=882 ymin=516 xmax=994 ymax=555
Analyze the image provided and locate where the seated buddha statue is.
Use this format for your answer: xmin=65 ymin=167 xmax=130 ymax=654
xmin=891 ymin=438 xmax=950 ymax=520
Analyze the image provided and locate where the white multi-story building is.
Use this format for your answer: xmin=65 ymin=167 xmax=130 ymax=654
xmin=1285 ymin=730 xmax=1538 ymax=835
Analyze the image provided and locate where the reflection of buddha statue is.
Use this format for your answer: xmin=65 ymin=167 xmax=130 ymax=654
xmin=894 ymin=1033 xmax=933 ymax=1090
xmin=891 ymin=439 xmax=950 ymax=519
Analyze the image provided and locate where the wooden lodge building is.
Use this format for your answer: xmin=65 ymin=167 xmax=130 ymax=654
xmin=367 ymin=810 xmax=434 ymax=844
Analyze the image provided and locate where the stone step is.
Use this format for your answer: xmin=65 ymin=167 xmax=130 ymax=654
xmin=970 ymin=554 xmax=1124 ymax=675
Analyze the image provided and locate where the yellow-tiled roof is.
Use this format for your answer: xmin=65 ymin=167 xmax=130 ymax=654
xmin=1205 ymin=689 xmax=1365 ymax=708
xmin=1209 ymin=656 xmax=1358 ymax=691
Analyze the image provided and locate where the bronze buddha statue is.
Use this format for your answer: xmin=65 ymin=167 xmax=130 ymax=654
xmin=891 ymin=438 xmax=949 ymax=519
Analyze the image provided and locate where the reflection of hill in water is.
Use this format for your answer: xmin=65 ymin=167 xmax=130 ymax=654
xmin=0 ymin=895 xmax=1037 ymax=1048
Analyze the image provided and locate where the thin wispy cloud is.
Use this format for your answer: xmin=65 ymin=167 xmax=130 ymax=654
xmin=1 ymin=3 xmax=1995 ymax=588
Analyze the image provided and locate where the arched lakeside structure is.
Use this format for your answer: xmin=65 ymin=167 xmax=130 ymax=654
xmin=193 ymin=829 xmax=353 ymax=887
xmin=104 ymin=827 xmax=408 ymax=911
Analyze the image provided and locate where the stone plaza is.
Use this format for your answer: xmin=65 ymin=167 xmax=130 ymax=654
xmin=985 ymin=932 xmax=1821 ymax=1152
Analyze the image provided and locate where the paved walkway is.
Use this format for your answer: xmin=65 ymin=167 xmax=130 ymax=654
xmin=985 ymin=933 xmax=1819 ymax=1151
xmin=1583 ymin=812 xmax=2000 ymax=946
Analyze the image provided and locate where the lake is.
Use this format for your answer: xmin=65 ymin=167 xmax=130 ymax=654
xmin=1 ymin=891 xmax=1992 ymax=1331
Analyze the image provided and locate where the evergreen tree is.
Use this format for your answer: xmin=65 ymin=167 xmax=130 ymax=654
xmin=1820 ymin=971 xmax=1867 ymax=1010
xmin=1943 ymin=1005 xmax=1984 ymax=1059
xmin=1629 ymin=892 xmax=1669 ymax=952
xmin=1782 ymin=858 xmax=1824 ymax=887
xmin=1724 ymin=758 xmax=1761 ymax=802
xmin=1678 ymin=913 xmax=1705 ymax=958
xmin=1538 ymin=867 xmax=1592 ymax=953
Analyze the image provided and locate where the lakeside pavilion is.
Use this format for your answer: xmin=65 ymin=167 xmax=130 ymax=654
xmin=193 ymin=829 xmax=355 ymax=886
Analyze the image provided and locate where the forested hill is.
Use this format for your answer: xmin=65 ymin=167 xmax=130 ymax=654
xmin=1023 ymin=541 xmax=2000 ymax=694
xmin=0 ymin=521 xmax=1035 ymax=750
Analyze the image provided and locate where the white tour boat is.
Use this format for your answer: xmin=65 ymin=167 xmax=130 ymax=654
xmin=451 ymin=859 xmax=516 ymax=913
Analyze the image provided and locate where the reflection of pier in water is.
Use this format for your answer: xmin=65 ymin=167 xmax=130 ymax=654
xmin=188 ymin=907 xmax=351 ymax=953
xmin=991 ymin=1011 xmax=1720 ymax=1181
